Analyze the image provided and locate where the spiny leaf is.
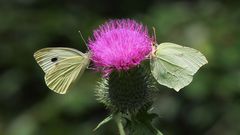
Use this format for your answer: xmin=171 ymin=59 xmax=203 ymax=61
xmin=93 ymin=114 xmax=113 ymax=131
xmin=126 ymin=110 xmax=163 ymax=135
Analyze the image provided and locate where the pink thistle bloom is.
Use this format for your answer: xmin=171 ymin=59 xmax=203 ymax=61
xmin=89 ymin=19 xmax=153 ymax=74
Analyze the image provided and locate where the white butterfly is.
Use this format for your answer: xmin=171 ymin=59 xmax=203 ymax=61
xmin=34 ymin=47 xmax=90 ymax=94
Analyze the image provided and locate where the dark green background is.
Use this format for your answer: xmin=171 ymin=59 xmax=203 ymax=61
xmin=0 ymin=0 xmax=240 ymax=135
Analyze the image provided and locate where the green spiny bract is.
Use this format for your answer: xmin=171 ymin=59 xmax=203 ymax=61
xmin=96 ymin=65 xmax=154 ymax=114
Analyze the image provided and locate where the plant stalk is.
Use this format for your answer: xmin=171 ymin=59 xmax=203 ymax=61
xmin=115 ymin=114 xmax=126 ymax=135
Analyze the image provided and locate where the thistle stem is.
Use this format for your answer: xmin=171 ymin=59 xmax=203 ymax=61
xmin=115 ymin=114 xmax=126 ymax=135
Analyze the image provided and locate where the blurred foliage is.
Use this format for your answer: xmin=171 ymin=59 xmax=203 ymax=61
xmin=0 ymin=0 xmax=240 ymax=135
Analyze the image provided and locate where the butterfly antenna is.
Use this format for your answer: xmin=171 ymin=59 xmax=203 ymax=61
xmin=78 ymin=30 xmax=89 ymax=50
xmin=151 ymin=27 xmax=157 ymax=58
xmin=152 ymin=27 xmax=157 ymax=45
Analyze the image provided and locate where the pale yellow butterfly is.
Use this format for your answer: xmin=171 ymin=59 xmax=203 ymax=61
xmin=34 ymin=47 xmax=90 ymax=94
xmin=150 ymin=42 xmax=208 ymax=92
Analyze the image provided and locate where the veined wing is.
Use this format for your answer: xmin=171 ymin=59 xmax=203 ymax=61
xmin=34 ymin=47 xmax=90 ymax=94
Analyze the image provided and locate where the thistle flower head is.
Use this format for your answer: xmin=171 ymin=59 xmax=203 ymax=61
xmin=89 ymin=19 xmax=152 ymax=74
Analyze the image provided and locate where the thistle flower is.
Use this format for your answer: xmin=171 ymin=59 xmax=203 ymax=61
xmin=89 ymin=19 xmax=152 ymax=74
xmin=91 ymin=19 xmax=155 ymax=114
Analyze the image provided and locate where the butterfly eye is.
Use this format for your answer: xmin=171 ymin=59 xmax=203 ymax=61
xmin=51 ymin=57 xmax=58 ymax=62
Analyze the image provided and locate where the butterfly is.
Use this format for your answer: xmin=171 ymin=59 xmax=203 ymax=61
xmin=34 ymin=47 xmax=90 ymax=94
xmin=150 ymin=42 xmax=208 ymax=92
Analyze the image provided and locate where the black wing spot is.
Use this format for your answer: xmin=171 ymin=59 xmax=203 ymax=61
xmin=51 ymin=57 xmax=58 ymax=62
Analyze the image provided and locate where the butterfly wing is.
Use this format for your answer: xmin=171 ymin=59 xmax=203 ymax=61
xmin=34 ymin=47 xmax=90 ymax=94
xmin=150 ymin=42 xmax=208 ymax=91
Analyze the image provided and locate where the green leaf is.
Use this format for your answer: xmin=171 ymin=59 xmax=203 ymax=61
xmin=93 ymin=114 xmax=113 ymax=131
xmin=126 ymin=111 xmax=163 ymax=135
xmin=130 ymin=120 xmax=163 ymax=135
xmin=156 ymin=130 xmax=164 ymax=135
xmin=150 ymin=42 xmax=208 ymax=92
